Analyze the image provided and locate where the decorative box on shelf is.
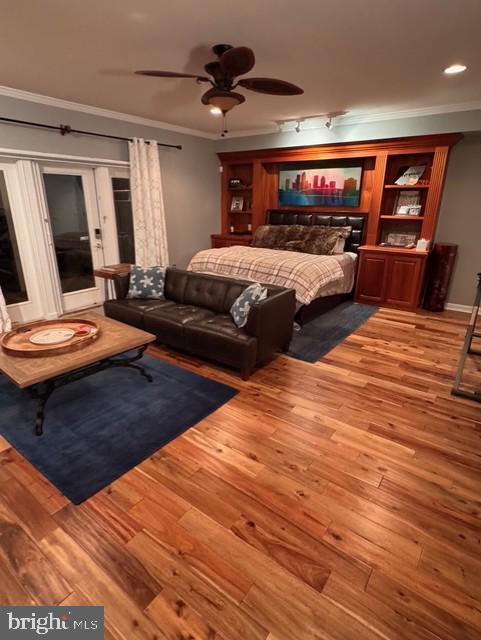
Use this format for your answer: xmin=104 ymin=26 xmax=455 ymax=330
xmin=211 ymin=233 xmax=252 ymax=248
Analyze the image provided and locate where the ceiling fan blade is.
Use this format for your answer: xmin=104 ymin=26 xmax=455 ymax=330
xmin=238 ymin=77 xmax=304 ymax=95
xmin=219 ymin=46 xmax=255 ymax=77
xmin=135 ymin=70 xmax=209 ymax=81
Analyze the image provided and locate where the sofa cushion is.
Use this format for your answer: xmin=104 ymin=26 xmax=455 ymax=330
xmin=127 ymin=266 xmax=166 ymax=299
xmin=184 ymin=314 xmax=257 ymax=369
xmin=104 ymin=298 xmax=173 ymax=329
xmin=182 ymin=271 xmax=231 ymax=312
xmin=164 ymin=269 xmax=189 ymax=303
xmin=144 ymin=305 xmax=215 ymax=349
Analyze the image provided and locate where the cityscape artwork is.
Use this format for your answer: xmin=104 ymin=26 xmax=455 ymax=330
xmin=279 ymin=165 xmax=362 ymax=207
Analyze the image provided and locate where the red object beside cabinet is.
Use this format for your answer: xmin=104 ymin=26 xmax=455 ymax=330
xmin=423 ymin=243 xmax=458 ymax=311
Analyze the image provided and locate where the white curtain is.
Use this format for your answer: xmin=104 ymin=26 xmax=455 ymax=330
xmin=0 ymin=285 xmax=12 ymax=333
xmin=128 ymin=138 xmax=170 ymax=266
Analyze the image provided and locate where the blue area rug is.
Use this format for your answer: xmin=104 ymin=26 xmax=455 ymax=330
xmin=288 ymin=301 xmax=378 ymax=363
xmin=0 ymin=355 xmax=237 ymax=504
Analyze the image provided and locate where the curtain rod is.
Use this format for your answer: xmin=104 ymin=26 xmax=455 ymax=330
xmin=0 ymin=116 xmax=182 ymax=150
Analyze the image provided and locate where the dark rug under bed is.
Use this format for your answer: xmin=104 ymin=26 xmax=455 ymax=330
xmin=0 ymin=355 xmax=237 ymax=504
xmin=288 ymin=301 xmax=378 ymax=363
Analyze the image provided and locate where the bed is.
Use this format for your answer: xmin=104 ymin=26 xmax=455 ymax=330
xmin=189 ymin=210 xmax=366 ymax=324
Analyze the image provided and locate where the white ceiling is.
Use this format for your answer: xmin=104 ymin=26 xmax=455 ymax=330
xmin=1 ymin=0 xmax=480 ymax=136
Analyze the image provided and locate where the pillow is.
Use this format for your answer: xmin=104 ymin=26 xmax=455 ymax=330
xmin=253 ymin=225 xmax=307 ymax=249
xmin=301 ymin=226 xmax=352 ymax=255
xmin=127 ymin=265 xmax=166 ymax=299
xmin=252 ymin=225 xmax=283 ymax=248
xmin=332 ymin=236 xmax=346 ymax=254
xmin=230 ymin=283 xmax=268 ymax=328
xmin=283 ymin=240 xmax=306 ymax=252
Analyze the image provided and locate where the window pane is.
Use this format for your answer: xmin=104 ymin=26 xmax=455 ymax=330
xmin=43 ymin=174 xmax=95 ymax=294
xmin=0 ymin=171 xmax=28 ymax=304
xmin=112 ymin=177 xmax=135 ymax=264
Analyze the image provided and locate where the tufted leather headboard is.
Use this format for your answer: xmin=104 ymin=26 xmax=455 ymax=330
xmin=266 ymin=209 xmax=366 ymax=253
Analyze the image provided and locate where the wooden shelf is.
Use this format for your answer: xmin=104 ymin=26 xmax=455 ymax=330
xmin=230 ymin=210 xmax=252 ymax=214
xmin=384 ymin=184 xmax=430 ymax=189
xmin=380 ymin=215 xmax=424 ymax=220
xmin=229 ymin=186 xmax=253 ymax=191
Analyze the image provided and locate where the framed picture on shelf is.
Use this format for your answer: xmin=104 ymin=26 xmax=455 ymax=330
xmin=406 ymin=205 xmax=422 ymax=216
xmin=394 ymin=189 xmax=421 ymax=215
xmin=230 ymin=195 xmax=244 ymax=212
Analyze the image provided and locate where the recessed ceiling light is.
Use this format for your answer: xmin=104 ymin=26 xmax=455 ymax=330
xmin=210 ymin=106 xmax=222 ymax=115
xmin=444 ymin=64 xmax=467 ymax=75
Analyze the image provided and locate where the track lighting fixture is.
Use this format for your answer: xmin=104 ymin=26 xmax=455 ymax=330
xmin=276 ymin=112 xmax=344 ymax=133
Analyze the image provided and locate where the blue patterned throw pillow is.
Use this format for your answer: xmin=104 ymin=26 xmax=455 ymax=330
xmin=127 ymin=265 xmax=166 ymax=299
xmin=230 ymin=283 xmax=268 ymax=328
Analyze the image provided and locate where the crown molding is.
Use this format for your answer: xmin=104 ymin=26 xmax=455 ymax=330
xmin=0 ymin=85 xmax=217 ymax=140
xmin=2 ymin=84 xmax=480 ymax=143
xmin=217 ymin=100 xmax=481 ymax=140
xmin=337 ymin=100 xmax=481 ymax=125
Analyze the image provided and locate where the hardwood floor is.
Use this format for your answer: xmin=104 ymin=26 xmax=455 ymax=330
xmin=1 ymin=307 xmax=481 ymax=639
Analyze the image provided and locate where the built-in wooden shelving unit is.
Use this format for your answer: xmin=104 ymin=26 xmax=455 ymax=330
xmin=216 ymin=133 xmax=462 ymax=308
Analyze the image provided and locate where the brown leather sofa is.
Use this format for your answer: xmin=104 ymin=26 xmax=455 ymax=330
xmin=104 ymin=268 xmax=296 ymax=379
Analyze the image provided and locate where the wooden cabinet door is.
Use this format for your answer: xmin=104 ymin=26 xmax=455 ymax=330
xmin=356 ymin=253 xmax=388 ymax=303
xmin=384 ymin=256 xmax=424 ymax=309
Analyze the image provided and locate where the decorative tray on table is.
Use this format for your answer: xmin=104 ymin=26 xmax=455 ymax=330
xmin=0 ymin=318 xmax=100 ymax=357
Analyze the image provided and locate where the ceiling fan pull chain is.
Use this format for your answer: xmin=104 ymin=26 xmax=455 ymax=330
xmin=221 ymin=112 xmax=228 ymax=137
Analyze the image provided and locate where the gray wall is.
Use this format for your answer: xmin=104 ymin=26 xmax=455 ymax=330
xmin=436 ymin=133 xmax=481 ymax=306
xmin=0 ymin=94 xmax=220 ymax=268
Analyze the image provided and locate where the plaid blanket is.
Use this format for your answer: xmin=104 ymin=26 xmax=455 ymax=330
xmin=188 ymin=246 xmax=349 ymax=305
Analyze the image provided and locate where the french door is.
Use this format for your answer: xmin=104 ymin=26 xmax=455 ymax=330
xmin=41 ymin=165 xmax=106 ymax=313
xmin=2 ymin=157 xmax=133 ymax=324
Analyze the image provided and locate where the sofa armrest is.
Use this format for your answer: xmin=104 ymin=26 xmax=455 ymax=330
xmin=244 ymin=288 xmax=296 ymax=363
xmin=112 ymin=274 xmax=130 ymax=299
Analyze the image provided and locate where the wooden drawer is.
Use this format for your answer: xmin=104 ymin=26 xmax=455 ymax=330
xmin=211 ymin=234 xmax=252 ymax=248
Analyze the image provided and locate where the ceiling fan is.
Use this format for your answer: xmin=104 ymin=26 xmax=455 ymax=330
xmin=135 ymin=44 xmax=304 ymax=135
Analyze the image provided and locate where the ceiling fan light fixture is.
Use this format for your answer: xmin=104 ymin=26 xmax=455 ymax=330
xmin=210 ymin=106 xmax=223 ymax=116
xmin=202 ymin=89 xmax=245 ymax=113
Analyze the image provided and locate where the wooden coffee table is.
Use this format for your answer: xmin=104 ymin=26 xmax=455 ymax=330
xmin=0 ymin=312 xmax=156 ymax=436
